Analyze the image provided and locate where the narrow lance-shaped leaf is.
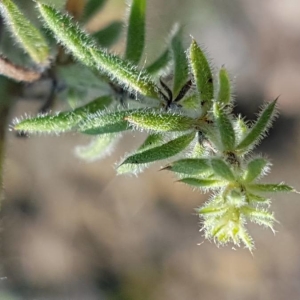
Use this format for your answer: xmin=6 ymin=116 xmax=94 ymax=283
xmin=198 ymin=205 xmax=228 ymax=215
xmin=213 ymin=102 xmax=235 ymax=151
xmin=241 ymin=206 xmax=275 ymax=221
xmin=75 ymin=133 xmax=119 ymax=162
xmin=243 ymin=158 xmax=269 ymax=183
xmin=125 ymin=110 xmax=195 ymax=132
xmin=0 ymin=0 xmax=49 ymax=65
xmin=90 ymin=48 xmax=160 ymax=99
xmin=179 ymin=178 xmax=226 ymax=189
xmin=234 ymin=115 xmax=248 ymax=143
xmin=246 ymin=192 xmax=269 ymax=203
xmin=117 ymin=133 xmax=164 ymax=175
xmin=217 ymin=67 xmax=231 ymax=105
xmin=92 ymin=21 xmax=123 ymax=48
xmin=120 ymin=132 xmax=195 ymax=165
xmin=125 ymin=0 xmax=146 ymax=64
xmin=14 ymin=95 xmax=112 ymax=134
xmin=146 ymin=49 xmax=170 ymax=75
xmin=189 ymin=39 xmax=213 ymax=113
xmin=80 ymin=109 xmax=140 ymax=135
xmin=210 ymin=158 xmax=235 ymax=181
xmin=163 ymin=158 xmax=211 ymax=175
xmin=236 ymin=100 xmax=277 ymax=152
xmin=37 ymin=2 xmax=95 ymax=66
xmin=81 ymin=0 xmax=107 ymax=23
xmin=38 ymin=3 xmax=160 ymax=99
xmin=171 ymin=26 xmax=189 ymax=98
xmin=247 ymin=183 xmax=295 ymax=193
xmin=138 ymin=133 xmax=164 ymax=152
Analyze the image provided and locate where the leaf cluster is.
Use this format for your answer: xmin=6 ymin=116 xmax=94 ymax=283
xmin=0 ymin=0 xmax=297 ymax=251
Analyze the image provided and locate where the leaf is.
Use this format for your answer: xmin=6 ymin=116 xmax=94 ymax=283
xmin=145 ymin=49 xmax=170 ymax=75
xmin=234 ymin=115 xmax=248 ymax=143
xmin=241 ymin=206 xmax=275 ymax=221
xmin=120 ymin=132 xmax=195 ymax=165
xmin=236 ymin=100 xmax=277 ymax=152
xmin=90 ymin=48 xmax=160 ymax=98
xmin=180 ymin=94 xmax=200 ymax=109
xmin=210 ymin=158 xmax=235 ymax=181
xmin=37 ymin=3 xmax=160 ymax=99
xmin=0 ymin=0 xmax=49 ymax=65
xmin=92 ymin=21 xmax=123 ymax=48
xmin=247 ymin=183 xmax=295 ymax=193
xmin=179 ymin=178 xmax=226 ymax=189
xmin=217 ymin=67 xmax=231 ymax=105
xmin=125 ymin=0 xmax=146 ymax=64
xmin=81 ymin=0 xmax=107 ymax=23
xmin=75 ymin=133 xmax=119 ymax=162
xmin=243 ymin=158 xmax=269 ymax=183
xmin=117 ymin=133 xmax=164 ymax=175
xmin=189 ymin=39 xmax=213 ymax=112
xmin=80 ymin=109 xmax=136 ymax=135
xmin=171 ymin=25 xmax=189 ymax=98
xmin=138 ymin=133 xmax=164 ymax=152
xmin=164 ymin=158 xmax=211 ymax=175
xmin=14 ymin=95 xmax=113 ymax=134
xmin=213 ymin=102 xmax=235 ymax=151
xmin=125 ymin=110 xmax=195 ymax=132
xmin=37 ymin=2 xmax=95 ymax=66
xmin=246 ymin=192 xmax=269 ymax=203
xmin=198 ymin=205 xmax=228 ymax=215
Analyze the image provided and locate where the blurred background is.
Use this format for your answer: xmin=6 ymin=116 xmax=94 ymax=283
xmin=1 ymin=0 xmax=300 ymax=299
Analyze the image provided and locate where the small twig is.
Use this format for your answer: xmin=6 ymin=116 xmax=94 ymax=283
xmin=0 ymin=54 xmax=42 ymax=83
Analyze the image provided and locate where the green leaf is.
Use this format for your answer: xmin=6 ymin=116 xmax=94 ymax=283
xmin=164 ymin=158 xmax=211 ymax=175
xmin=145 ymin=49 xmax=170 ymax=75
xmin=171 ymin=26 xmax=189 ymax=98
xmin=234 ymin=115 xmax=248 ymax=143
xmin=14 ymin=95 xmax=112 ymax=134
xmin=198 ymin=205 xmax=228 ymax=215
xmin=241 ymin=206 xmax=275 ymax=221
xmin=117 ymin=133 xmax=164 ymax=175
xmin=243 ymin=158 xmax=269 ymax=183
xmin=189 ymin=39 xmax=213 ymax=113
xmin=125 ymin=0 xmax=146 ymax=64
xmin=246 ymin=192 xmax=269 ymax=203
xmin=210 ymin=158 xmax=235 ymax=181
xmin=236 ymin=100 xmax=277 ymax=152
xmin=81 ymin=0 xmax=107 ymax=23
xmin=138 ymin=133 xmax=164 ymax=152
xmin=90 ymin=48 xmax=160 ymax=98
xmin=75 ymin=133 xmax=119 ymax=162
xmin=247 ymin=183 xmax=295 ymax=193
xmin=80 ymin=109 xmax=136 ymax=135
xmin=125 ymin=110 xmax=195 ymax=132
xmin=180 ymin=94 xmax=200 ymax=109
xmin=37 ymin=2 xmax=95 ymax=66
xmin=0 ymin=0 xmax=49 ymax=65
xmin=217 ymin=67 xmax=231 ymax=105
xmin=179 ymin=178 xmax=226 ymax=189
xmin=92 ymin=21 xmax=123 ymax=48
xmin=120 ymin=132 xmax=195 ymax=165
xmin=213 ymin=102 xmax=235 ymax=151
